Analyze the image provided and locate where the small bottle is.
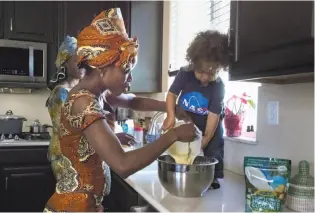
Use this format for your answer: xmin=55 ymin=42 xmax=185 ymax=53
xmin=125 ymin=119 xmax=134 ymax=136
xmin=134 ymin=127 xmax=144 ymax=148
xmin=122 ymin=122 xmax=128 ymax=133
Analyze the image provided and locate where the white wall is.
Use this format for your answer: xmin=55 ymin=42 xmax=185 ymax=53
xmin=224 ymin=82 xmax=314 ymax=177
xmin=0 ymin=89 xmax=52 ymax=131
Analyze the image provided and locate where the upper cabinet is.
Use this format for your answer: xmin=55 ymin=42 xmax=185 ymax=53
xmin=129 ymin=1 xmax=163 ymax=93
xmin=0 ymin=2 xmax=3 ymax=38
xmin=229 ymin=1 xmax=314 ymax=83
xmin=0 ymin=1 xmax=162 ymax=93
xmin=60 ymin=1 xmax=114 ymax=39
xmin=3 ymin=2 xmax=56 ymax=43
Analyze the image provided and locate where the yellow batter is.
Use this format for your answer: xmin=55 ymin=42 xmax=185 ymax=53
xmin=168 ymin=142 xmax=198 ymax=165
xmin=165 ymin=121 xmax=202 ymax=165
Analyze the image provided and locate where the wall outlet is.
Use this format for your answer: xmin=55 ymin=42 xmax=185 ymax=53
xmin=267 ymin=101 xmax=279 ymax=125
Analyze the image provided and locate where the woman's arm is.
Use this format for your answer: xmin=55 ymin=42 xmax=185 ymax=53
xmin=105 ymin=90 xmax=191 ymax=122
xmin=72 ymin=96 xmax=195 ymax=179
xmin=105 ymin=92 xmax=166 ymax=112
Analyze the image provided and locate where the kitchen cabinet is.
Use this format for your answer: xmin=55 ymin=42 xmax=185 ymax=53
xmin=59 ymin=1 xmax=114 ymax=38
xmin=59 ymin=1 xmax=131 ymax=39
xmin=1 ymin=165 xmax=55 ymax=212
xmin=0 ymin=146 xmax=55 ymax=212
xmin=3 ymin=1 xmax=56 ymax=43
xmin=0 ymin=2 xmax=3 ymax=38
xmin=0 ymin=146 xmax=157 ymax=212
xmin=48 ymin=1 xmax=131 ymax=83
xmin=229 ymin=1 xmax=314 ymax=83
xmin=103 ymin=171 xmax=139 ymax=212
xmin=0 ymin=1 xmax=163 ymax=93
xmin=114 ymin=1 xmax=131 ymax=35
xmin=129 ymin=1 xmax=163 ymax=93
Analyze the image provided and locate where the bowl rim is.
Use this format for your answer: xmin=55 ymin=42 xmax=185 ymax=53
xmin=157 ymin=155 xmax=219 ymax=166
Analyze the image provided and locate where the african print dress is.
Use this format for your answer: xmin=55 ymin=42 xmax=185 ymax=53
xmin=46 ymin=85 xmax=69 ymax=177
xmin=44 ymin=89 xmax=113 ymax=212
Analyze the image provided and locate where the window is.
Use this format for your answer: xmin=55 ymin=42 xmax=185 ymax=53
xmin=168 ymin=0 xmax=260 ymax=139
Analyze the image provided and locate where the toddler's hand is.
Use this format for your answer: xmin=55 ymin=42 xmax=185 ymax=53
xmin=162 ymin=115 xmax=175 ymax=131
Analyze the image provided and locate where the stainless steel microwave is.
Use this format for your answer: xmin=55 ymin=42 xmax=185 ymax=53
xmin=0 ymin=39 xmax=47 ymax=89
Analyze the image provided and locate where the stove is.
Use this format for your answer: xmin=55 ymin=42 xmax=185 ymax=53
xmin=0 ymin=132 xmax=51 ymax=142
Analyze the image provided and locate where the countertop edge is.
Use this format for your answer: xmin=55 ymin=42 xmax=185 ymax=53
xmin=0 ymin=141 xmax=50 ymax=147
xmin=124 ymin=178 xmax=170 ymax=212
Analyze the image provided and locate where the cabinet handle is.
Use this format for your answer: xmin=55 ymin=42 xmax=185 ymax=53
xmin=234 ymin=1 xmax=240 ymax=62
xmin=10 ymin=18 xmax=13 ymax=31
xmin=5 ymin=177 xmax=8 ymax=191
xmin=312 ymin=2 xmax=314 ymax=38
xmin=130 ymin=205 xmax=149 ymax=212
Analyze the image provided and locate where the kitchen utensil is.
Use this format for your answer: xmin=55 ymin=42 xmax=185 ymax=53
xmin=287 ymin=160 xmax=314 ymax=212
xmin=0 ymin=110 xmax=27 ymax=134
xmin=157 ymin=155 xmax=218 ymax=197
xmin=28 ymin=119 xmax=53 ymax=133
xmin=245 ymin=166 xmax=273 ymax=191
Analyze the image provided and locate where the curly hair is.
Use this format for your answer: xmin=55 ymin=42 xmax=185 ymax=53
xmin=186 ymin=30 xmax=230 ymax=72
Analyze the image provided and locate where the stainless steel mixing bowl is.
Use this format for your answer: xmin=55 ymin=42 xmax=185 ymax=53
xmin=157 ymin=155 xmax=218 ymax=198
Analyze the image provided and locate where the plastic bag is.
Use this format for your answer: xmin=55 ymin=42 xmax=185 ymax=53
xmin=244 ymin=157 xmax=291 ymax=212
xmin=166 ymin=121 xmax=202 ymax=164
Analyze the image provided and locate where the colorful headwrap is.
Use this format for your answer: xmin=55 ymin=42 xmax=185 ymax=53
xmin=77 ymin=8 xmax=139 ymax=72
xmin=55 ymin=36 xmax=77 ymax=69
xmin=48 ymin=36 xmax=78 ymax=87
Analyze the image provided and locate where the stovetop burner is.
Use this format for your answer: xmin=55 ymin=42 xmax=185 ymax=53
xmin=20 ymin=132 xmax=51 ymax=141
xmin=0 ymin=132 xmax=51 ymax=141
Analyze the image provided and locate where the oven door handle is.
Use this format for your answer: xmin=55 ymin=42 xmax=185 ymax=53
xmin=130 ymin=205 xmax=149 ymax=212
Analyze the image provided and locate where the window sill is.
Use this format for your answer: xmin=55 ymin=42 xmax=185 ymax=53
xmin=223 ymin=135 xmax=258 ymax=145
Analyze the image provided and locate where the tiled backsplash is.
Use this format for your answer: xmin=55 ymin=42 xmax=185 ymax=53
xmin=224 ymin=83 xmax=314 ymax=177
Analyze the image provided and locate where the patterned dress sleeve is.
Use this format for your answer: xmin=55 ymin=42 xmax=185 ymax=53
xmin=47 ymin=86 xmax=69 ymax=120
xmin=66 ymin=95 xmax=106 ymax=131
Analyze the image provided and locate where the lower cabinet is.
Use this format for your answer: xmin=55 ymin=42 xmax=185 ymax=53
xmin=0 ymin=147 xmax=146 ymax=212
xmin=0 ymin=146 xmax=56 ymax=212
xmin=0 ymin=165 xmax=55 ymax=212
xmin=103 ymin=171 xmax=139 ymax=212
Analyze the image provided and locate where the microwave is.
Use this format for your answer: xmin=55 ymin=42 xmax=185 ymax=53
xmin=0 ymin=39 xmax=47 ymax=89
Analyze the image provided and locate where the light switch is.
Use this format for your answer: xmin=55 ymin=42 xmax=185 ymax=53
xmin=267 ymin=101 xmax=279 ymax=125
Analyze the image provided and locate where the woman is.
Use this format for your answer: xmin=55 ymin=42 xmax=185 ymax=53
xmin=44 ymin=8 xmax=196 ymax=212
xmin=163 ymin=30 xmax=229 ymax=189
xmin=46 ymin=35 xmax=83 ymax=178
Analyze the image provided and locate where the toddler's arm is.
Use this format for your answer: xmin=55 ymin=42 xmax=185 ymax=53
xmin=162 ymin=92 xmax=177 ymax=131
xmin=162 ymin=68 xmax=188 ymax=131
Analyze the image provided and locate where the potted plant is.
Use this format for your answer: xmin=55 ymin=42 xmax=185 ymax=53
xmin=224 ymin=93 xmax=256 ymax=137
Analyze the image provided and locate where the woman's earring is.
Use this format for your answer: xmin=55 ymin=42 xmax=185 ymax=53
xmin=100 ymin=72 xmax=104 ymax=77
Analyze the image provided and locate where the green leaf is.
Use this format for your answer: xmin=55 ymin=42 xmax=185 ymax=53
xmin=247 ymin=99 xmax=256 ymax=109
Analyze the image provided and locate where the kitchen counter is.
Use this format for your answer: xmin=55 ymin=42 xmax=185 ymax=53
xmin=124 ymin=159 xmax=294 ymax=212
xmin=0 ymin=140 xmax=49 ymax=147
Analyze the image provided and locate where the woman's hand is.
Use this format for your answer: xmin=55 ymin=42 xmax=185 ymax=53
xmin=172 ymin=123 xmax=196 ymax=142
xmin=162 ymin=115 xmax=175 ymax=131
xmin=116 ymin=132 xmax=136 ymax=147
